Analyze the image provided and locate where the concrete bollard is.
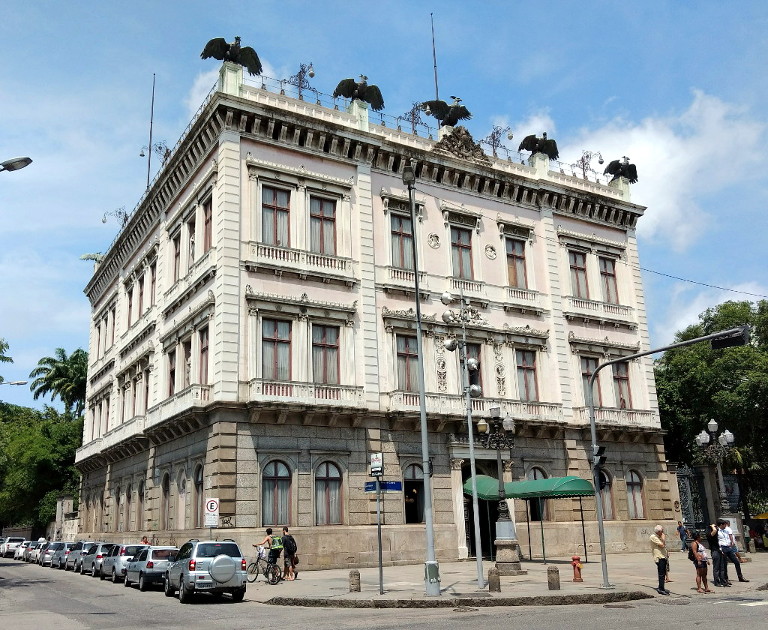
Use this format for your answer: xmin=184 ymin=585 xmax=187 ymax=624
xmin=488 ymin=567 xmax=501 ymax=592
xmin=547 ymin=564 xmax=560 ymax=590
xmin=349 ymin=569 xmax=361 ymax=592
xmin=748 ymin=539 xmax=756 ymax=554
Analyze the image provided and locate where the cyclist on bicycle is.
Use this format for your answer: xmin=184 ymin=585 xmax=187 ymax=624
xmin=253 ymin=527 xmax=283 ymax=566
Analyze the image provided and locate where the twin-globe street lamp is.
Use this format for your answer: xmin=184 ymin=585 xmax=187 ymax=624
xmin=695 ymin=419 xmax=735 ymax=514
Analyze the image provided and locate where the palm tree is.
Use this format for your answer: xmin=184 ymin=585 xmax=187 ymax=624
xmin=29 ymin=348 xmax=88 ymax=416
xmin=0 ymin=337 xmax=13 ymax=383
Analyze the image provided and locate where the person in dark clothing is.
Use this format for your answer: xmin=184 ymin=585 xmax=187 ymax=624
xmin=707 ymin=523 xmax=727 ymax=586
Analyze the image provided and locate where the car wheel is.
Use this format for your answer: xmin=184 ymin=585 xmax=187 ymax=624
xmin=164 ymin=575 xmax=175 ymax=597
xmin=231 ymin=588 xmax=245 ymax=603
xmin=124 ymin=572 xmax=131 ymax=587
xmin=138 ymin=574 xmax=148 ymax=592
xmin=112 ymin=568 xmax=119 ymax=583
xmin=178 ymin=579 xmax=192 ymax=604
xmin=79 ymin=562 xmax=85 ymax=574
xmin=98 ymin=565 xmax=106 ymax=579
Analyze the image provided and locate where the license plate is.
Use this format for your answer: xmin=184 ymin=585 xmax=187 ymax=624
xmin=195 ymin=581 xmax=213 ymax=589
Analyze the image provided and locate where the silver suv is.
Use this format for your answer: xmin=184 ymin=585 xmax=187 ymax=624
xmin=164 ymin=539 xmax=246 ymax=603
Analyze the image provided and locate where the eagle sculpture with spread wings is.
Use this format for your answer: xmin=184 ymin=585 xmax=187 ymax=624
xmin=201 ymin=36 xmax=262 ymax=76
xmin=333 ymin=75 xmax=385 ymax=111
xmin=518 ymin=132 xmax=559 ymax=161
xmin=604 ymin=157 xmax=638 ymax=184
xmin=420 ymin=96 xmax=472 ymax=127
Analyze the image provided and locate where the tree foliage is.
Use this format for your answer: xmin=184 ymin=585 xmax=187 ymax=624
xmin=655 ymin=300 xmax=768 ymax=469
xmin=28 ymin=347 xmax=88 ymax=416
xmin=0 ymin=337 xmax=13 ymax=382
xmin=0 ymin=402 xmax=82 ymax=528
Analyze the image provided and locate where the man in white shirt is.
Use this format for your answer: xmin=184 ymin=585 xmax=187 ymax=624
xmin=718 ymin=519 xmax=749 ymax=583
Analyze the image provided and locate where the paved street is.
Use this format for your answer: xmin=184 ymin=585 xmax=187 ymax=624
xmin=1 ymin=552 xmax=767 ymax=629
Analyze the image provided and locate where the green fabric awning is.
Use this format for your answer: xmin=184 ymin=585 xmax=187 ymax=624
xmin=462 ymin=475 xmax=595 ymax=500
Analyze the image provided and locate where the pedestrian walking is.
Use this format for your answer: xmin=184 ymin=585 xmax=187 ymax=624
xmin=650 ymin=524 xmax=670 ymax=595
xmin=689 ymin=531 xmax=712 ymax=593
xmin=677 ymin=521 xmax=688 ymax=551
xmin=707 ymin=523 xmax=726 ymax=586
xmin=718 ymin=519 xmax=749 ymax=583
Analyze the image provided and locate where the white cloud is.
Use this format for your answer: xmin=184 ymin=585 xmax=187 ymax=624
xmin=560 ymin=90 xmax=766 ymax=250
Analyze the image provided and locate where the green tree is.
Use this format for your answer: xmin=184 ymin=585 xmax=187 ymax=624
xmin=655 ymin=300 xmax=768 ymax=469
xmin=0 ymin=337 xmax=13 ymax=383
xmin=28 ymin=347 xmax=88 ymax=416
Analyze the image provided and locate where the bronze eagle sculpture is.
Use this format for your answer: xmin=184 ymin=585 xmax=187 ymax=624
xmin=604 ymin=157 xmax=638 ymax=184
xmin=201 ymin=36 xmax=262 ymax=76
xmin=518 ymin=132 xmax=559 ymax=161
xmin=333 ymin=75 xmax=385 ymax=111
xmin=420 ymin=96 xmax=472 ymax=127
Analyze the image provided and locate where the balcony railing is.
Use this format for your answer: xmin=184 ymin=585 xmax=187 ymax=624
xmin=145 ymin=384 xmax=212 ymax=430
xmin=100 ymin=415 xmax=146 ymax=451
xmin=451 ymin=277 xmax=484 ymax=295
xmin=249 ymin=379 xmax=365 ymax=407
xmin=76 ymin=437 xmax=103 ymax=462
xmin=574 ymin=406 xmax=658 ymax=427
xmin=565 ymin=296 xmax=634 ymax=321
xmin=247 ymin=243 xmax=357 ymax=284
xmin=385 ymin=392 xmax=563 ymax=421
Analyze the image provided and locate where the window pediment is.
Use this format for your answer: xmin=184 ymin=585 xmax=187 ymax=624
xmin=557 ymin=227 xmax=625 ymax=257
xmin=380 ymin=189 xmax=424 ymax=221
xmin=568 ymin=332 xmax=640 ymax=357
xmin=496 ymin=215 xmax=534 ymax=240
xmin=440 ymin=202 xmax=482 ymax=234
xmin=246 ymin=156 xmax=353 ymax=191
xmin=245 ymin=289 xmax=357 ymax=324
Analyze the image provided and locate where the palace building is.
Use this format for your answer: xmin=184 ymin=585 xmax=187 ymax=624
xmin=75 ymin=62 xmax=678 ymax=566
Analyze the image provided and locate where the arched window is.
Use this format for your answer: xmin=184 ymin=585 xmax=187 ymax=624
xmin=626 ymin=469 xmax=644 ymax=519
xmin=97 ymin=494 xmax=104 ymax=532
xmin=194 ymin=465 xmax=205 ymax=528
xmin=527 ymin=467 xmax=549 ymax=521
xmin=262 ymin=460 xmax=291 ymax=526
xmin=404 ymin=464 xmax=425 ymax=524
xmin=315 ymin=461 xmax=342 ymax=525
xmin=598 ymin=470 xmax=614 ymax=520
xmin=114 ymin=486 xmax=122 ymax=532
xmin=125 ymin=484 xmax=132 ymax=531
xmin=177 ymin=472 xmax=187 ymax=529
xmin=137 ymin=480 xmax=145 ymax=531
xmin=160 ymin=474 xmax=170 ymax=530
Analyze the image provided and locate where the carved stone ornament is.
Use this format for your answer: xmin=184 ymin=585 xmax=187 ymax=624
xmin=427 ymin=233 xmax=441 ymax=249
xmin=432 ymin=126 xmax=490 ymax=165
xmin=485 ymin=244 xmax=497 ymax=260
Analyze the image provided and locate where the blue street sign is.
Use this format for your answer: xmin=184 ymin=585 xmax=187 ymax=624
xmin=364 ymin=481 xmax=403 ymax=493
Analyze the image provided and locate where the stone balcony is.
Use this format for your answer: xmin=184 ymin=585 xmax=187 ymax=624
xmin=145 ymin=384 xmax=212 ymax=430
xmin=385 ymin=391 xmax=564 ymax=422
xmin=375 ymin=266 xmax=428 ymax=297
xmin=573 ymin=406 xmax=659 ymax=427
xmin=248 ymin=379 xmax=366 ymax=408
xmin=245 ymin=242 xmax=358 ymax=286
xmin=564 ymin=296 xmax=636 ymax=328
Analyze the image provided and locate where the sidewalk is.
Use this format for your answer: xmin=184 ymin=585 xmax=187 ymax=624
xmin=246 ymin=551 xmax=768 ymax=608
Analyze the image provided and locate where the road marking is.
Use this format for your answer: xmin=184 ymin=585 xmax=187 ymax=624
xmin=741 ymin=601 xmax=768 ymax=607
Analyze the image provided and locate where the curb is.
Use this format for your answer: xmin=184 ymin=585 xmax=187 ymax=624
xmin=265 ymin=591 xmax=654 ymax=608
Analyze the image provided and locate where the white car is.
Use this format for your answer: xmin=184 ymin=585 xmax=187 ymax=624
xmin=13 ymin=541 xmax=31 ymax=560
xmin=1 ymin=537 xmax=25 ymax=558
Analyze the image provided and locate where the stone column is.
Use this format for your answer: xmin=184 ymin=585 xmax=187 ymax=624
xmin=450 ymin=458 xmax=468 ymax=559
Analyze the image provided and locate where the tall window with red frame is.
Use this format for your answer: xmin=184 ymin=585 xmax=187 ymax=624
xmin=127 ymin=285 xmax=133 ymax=328
xmin=581 ymin=356 xmax=602 ymax=406
xmin=137 ymin=276 xmax=144 ymax=317
xmin=569 ymin=250 xmax=589 ymax=298
xmin=312 ymin=325 xmax=339 ymax=385
xmin=149 ymin=262 xmax=156 ymax=306
xmin=198 ymin=326 xmax=209 ymax=384
xmin=315 ymin=461 xmax=342 ymax=525
xmin=202 ymin=199 xmax=212 ymax=253
xmin=172 ymin=234 xmax=181 ymax=282
xmin=262 ymin=186 xmax=290 ymax=246
xmin=396 ymin=335 xmax=419 ymax=392
xmin=262 ymin=319 xmax=291 ymax=381
xmin=451 ymin=226 xmax=473 ymax=279
xmin=516 ymin=349 xmax=538 ymax=401
xmin=262 ymin=460 xmax=291 ymax=526
xmin=309 ymin=196 xmax=336 ymax=254
xmin=390 ymin=214 xmax=414 ymax=270
xmin=599 ymin=256 xmax=619 ymax=304
xmin=167 ymin=349 xmax=176 ymax=397
xmin=612 ymin=361 xmax=632 ymax=408
xmin=506 ymin=238 xmax=527 ymax=289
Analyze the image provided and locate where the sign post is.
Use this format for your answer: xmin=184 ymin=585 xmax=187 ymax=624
xmin=370 ymin=453 xmax=384 ymax=595
xmin=204 ymin=497 xmax=219 ymax=540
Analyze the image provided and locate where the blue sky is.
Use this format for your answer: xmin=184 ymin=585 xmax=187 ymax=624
xmin=1 ymin=1 xmax=767 ymax=410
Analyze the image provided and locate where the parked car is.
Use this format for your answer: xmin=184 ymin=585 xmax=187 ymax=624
xmin=13 ymin=541 xmax=31 ymax=560
xmin=165 ymin=539 xmax=247 ymax=603
xmin=80 ymin=542 xmax=114 ymax=577
xmin=31 ymin=540 xmax=50 ymax=564
xmin=66 ymin=540 xmax=96 ymax=572
xmin=23 ymin=541 xmax=40 ymax=562
xmin=50 ymin=542 xmax=74 ymax=569
xmin=1 ymin=537 xmax=25 ymax=558
xmin=39 ymin=541 xmax=63 ymax=566
xmin=102 ymin=543 xmax=148 ymax=583
xmin=125 ymin=546 xmax=178 ymax=591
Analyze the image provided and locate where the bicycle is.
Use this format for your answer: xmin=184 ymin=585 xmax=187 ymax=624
xmin=247 ymin=546 xmax=282 ymax=585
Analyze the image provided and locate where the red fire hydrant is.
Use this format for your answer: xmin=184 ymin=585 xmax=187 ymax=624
xmin=571 ymin=555 xmax=583 ymax=582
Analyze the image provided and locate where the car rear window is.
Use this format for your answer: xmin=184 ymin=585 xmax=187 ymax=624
xmin=151 ymin=549 xmax=176 ymax=560
xmin=124 ymin=545 xmax=145 ymax=556
xmin=49 ymin=542 xmax=64 ymax=550
xmin=9 ymin=538 xmax=25 ymax=543
xmin=196 ymin=543 xmax=241 ymax=558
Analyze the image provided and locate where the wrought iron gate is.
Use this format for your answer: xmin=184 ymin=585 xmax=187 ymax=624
xmin=677 ymin=465 xmax=709 ymax=529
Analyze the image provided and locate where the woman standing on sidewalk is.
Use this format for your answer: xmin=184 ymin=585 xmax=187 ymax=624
xmin=690 ymin=531 xmax=712 ymax=593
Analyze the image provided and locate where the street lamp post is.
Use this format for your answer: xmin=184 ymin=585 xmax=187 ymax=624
xmin=280 ymin=62 xmax=315 ymax=100
xmin=441 ymin=290 xmax=486 ymax=589
xmin=695 ymin=419 xmax=735 ymax=514
xmin=477 ymin=407 xmax=526 ymax=575
xmin=402 ymin=160 xmax=441 ymax=597
xmin=0 ymin=380 xmax=28 ymax=386
xmin=1 ymin=157 xmax=32 ymax=173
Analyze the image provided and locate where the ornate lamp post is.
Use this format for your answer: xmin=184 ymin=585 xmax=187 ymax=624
xmin=477 ymin=407 xmax=526 ymax=575
xmin=280 ymin=62 xmax=315 ymax=100
xmin=695 ymin=419 xmax=735 ymax=514
xmin=441 ymin=290 xmax=486 ymax=588
xmin=572 ymin=150 xmax=604 ymax=179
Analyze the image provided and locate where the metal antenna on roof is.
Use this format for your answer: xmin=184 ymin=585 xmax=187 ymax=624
xmin=431 ymin=13 xmax=439 ymax=101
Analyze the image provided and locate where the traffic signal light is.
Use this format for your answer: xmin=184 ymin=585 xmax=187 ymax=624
xmin=593 ymin=445 xmax=607 ymax=468
xmin=711 ymin=326 xmax=751 ymax=350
